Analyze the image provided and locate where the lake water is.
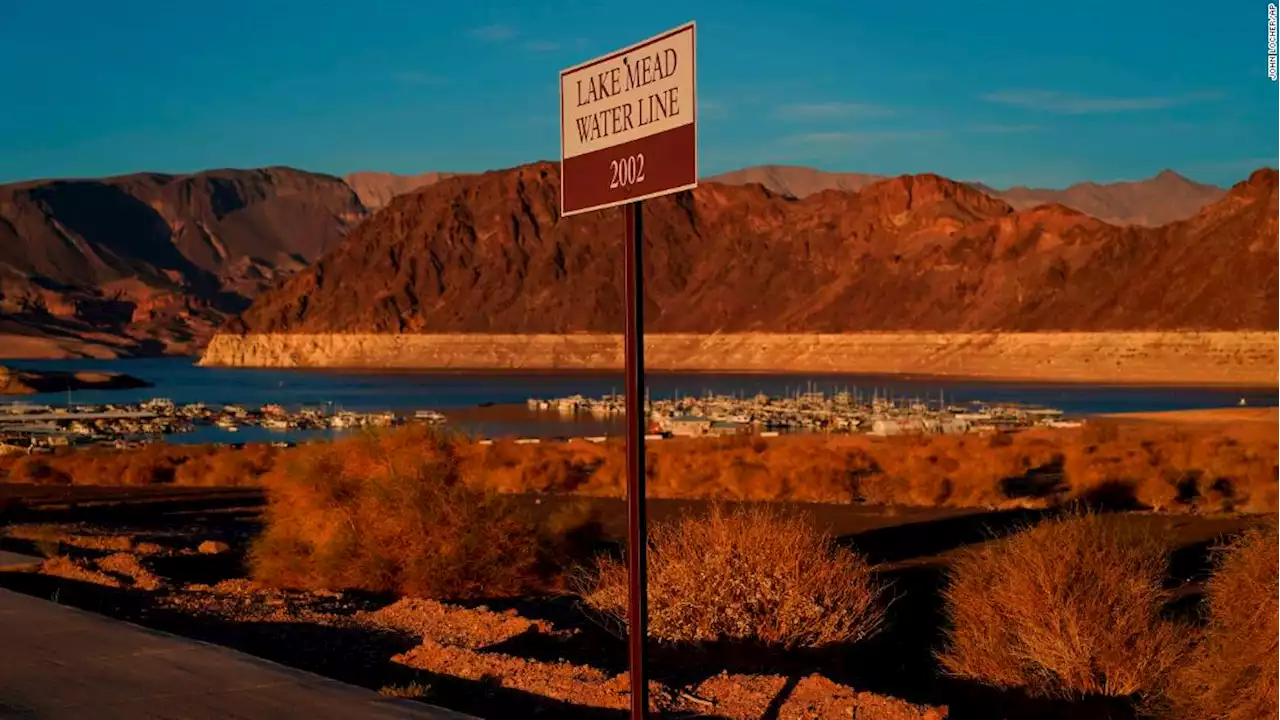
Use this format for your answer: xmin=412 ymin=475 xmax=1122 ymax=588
xmin=4 ymin=357 xmax=1275 ymax=444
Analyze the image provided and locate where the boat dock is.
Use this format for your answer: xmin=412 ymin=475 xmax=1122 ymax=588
xmin=528 ymin=389 xmax=1077 ymax=437
xmin=0 ymin=399 xmax=447 ymax=452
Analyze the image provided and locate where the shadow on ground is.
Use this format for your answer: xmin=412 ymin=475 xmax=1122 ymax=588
xmin=836 ymin=507 xmax=1051 ymax=564
xmin=472 ymin=506 xmax=1147 ymax=720
xmin=0 ymin=486 xmax=265 ymax=526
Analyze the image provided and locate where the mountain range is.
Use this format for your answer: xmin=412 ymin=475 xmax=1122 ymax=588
xmin=344 ymin=171 xmax=464 ymax=211
xmin=343 ymin=166 xmax=1229 ymax=226
xmin=222 ymin=164 xmax=1276 ymax=337
xmin=0 ymin=162 xmax=1267 ymax=359
xmin=709 ymin=166 xmax=1227 ymax=227
xmin=0 ymin=168 xmax=363 ymax=358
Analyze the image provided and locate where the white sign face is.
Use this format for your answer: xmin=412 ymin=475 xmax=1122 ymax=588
xmin=559 ymin=22 xmax=697 ymax=216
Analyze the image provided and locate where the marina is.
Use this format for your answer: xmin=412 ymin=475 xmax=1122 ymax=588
xmin=529 ymin=388 xmax=1080 ymax=437
xmin=0 ymin=357 xmax=1271 ymax=448
xmin=0 ymin=399 xmax=445 ymax=452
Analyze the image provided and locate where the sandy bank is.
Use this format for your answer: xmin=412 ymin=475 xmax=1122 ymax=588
xmin=198 ymin=332 xmax=1278 ymax=385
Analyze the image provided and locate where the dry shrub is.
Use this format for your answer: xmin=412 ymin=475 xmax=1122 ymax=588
xmin=938 ymin=512 xmax=1189 ymax=698
xmin=96 ymin=552 xmax=164 ymax=591
xmin=6 ymin=455 xmax=70 ymax=484
xmin=537 ymin=498 xmax=609 ymax=586
xmin=47 ymin=444 xmax=186 ymax=486
xmin=250 ymin=426 xmax=543 ymax=599
xmin=57 ymin=449 xmax=128 ymax=486
xmin=378 ymin=681 xmax=431 ymax=698
xmin=39 ymin=555 xmax=121 ymax=587
xmin=1 ymin=415 xmax=1273 ymax=513
xmin=1164 ymin=523 xmax=1278 ymax=720
xmin=1063 ymin=423 xmax=1277 ymax=513
xmin=173 ymin=445 xmax=276 ymax=486
xmin=581 ymin=505 xmax=886 ymax=649
xmin=646 ymin=436 xmax=876 ymax=503
xmin=861 ymin=433 xmax=1062 ymax=507
xmin=485 ymin=435 xmax=877 ymax=503
xmin=468 ymin=440 xmax=610 ymax=494
xmin=0 ymin=443 xmax=278 ymax=488
xmin=116 ymin=444 xmax=181 ymax=485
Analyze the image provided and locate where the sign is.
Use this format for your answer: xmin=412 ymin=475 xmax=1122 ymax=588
xmin=559 ymin=22 xmax=697 ymax=216
xmin=556 ymin=21 xmax=698 ymax=720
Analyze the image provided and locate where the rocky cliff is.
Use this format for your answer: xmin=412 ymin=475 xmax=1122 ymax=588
xmin=0 ymin=167 xmax=365 ymax=358
xmin=199 ymin=332 xmax=1278 ymax=385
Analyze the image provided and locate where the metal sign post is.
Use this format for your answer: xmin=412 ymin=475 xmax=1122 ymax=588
xmin=560 ymin=22 xmax=696 ymax=719
xmin=621 ymin=199 xmax=647 ymax=717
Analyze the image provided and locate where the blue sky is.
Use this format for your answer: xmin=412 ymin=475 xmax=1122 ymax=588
xmin=0 ymin=0 xmax=1274 ymax=187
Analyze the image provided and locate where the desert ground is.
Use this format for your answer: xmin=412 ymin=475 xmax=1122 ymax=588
xmin=1 ymin=414 xmax=1275 ymax=720
xmin=1098 ymin=406 xmax=1279 ymax=424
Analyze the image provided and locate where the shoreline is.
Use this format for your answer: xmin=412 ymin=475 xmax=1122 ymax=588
xmin=11 ymin=356 xmax=1278 ymax=391
xmin=198 ymin=331 xmax=1279 ymax=387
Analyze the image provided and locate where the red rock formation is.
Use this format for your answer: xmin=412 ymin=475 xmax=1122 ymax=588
xmin=225 ymin=163 xmax=1277 ymax=336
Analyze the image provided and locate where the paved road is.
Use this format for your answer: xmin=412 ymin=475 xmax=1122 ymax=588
xmin=0 ymin=551 xmax=40 ymax=572
xmin=0 ymin=588 xmax=474 ymax=719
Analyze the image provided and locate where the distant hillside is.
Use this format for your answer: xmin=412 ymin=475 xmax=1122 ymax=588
xmin=219 ymin=164 xmax=1277 ymax=338
xmin=710 ymin=166 xmax=1226 ymax=227
xmin=344 ymin=171 xmax=464 ymax=210
xmin=707 ymin=165 xmax=887 ymax=199
xmin=3 ymin=160 xmax=1263 ymax=364
xmin=0 ymin=168 xmax=365 ymax=358
xmin=987 ymin=170 xmax=1228 ymax=226
xmin=344 ymin=165 xmax=1228 ymax=227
